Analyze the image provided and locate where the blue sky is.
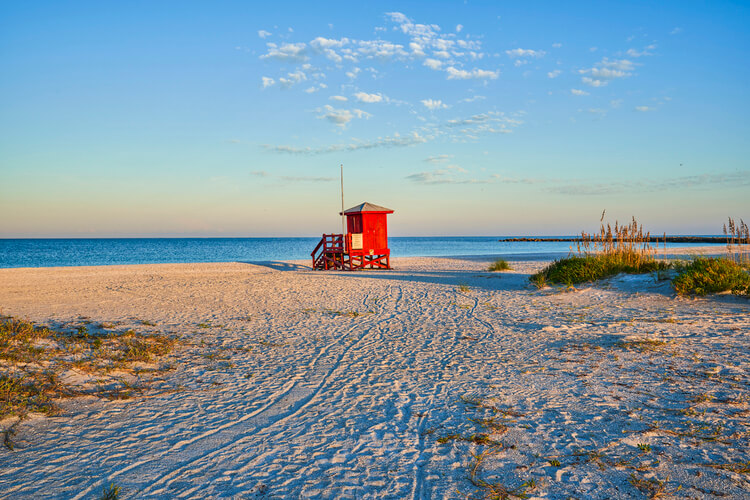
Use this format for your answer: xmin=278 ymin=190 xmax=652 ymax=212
xmin=1 ymin=1 xmax=748 ymax=237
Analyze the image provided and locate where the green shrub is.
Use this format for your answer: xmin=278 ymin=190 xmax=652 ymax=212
xmin=530 ymin=254 xmax=669 ymax=286
xmin=530 ymin=215 xmax=669 ymax=286
xmin=672 ymin=257 xmax=750 ymax=296
xmin=488 ymin=259 xmax=511 ymax=272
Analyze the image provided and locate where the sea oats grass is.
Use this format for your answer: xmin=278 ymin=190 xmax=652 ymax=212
xmin=530 ymin=215 xmax=669 ymax=286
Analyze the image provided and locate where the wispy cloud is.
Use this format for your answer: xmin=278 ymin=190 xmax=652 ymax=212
xmin=581 ymin=77 xmax=607 ymax=87
xmin=490 ymin=174 xmax=544 ymax=185
xmin=547 ymin=70 xmax=561 ymax=79
xmin=458 ymin=95 xmax=486 ymax=103
xmin=445 ymin=66 xmax=499 ymax=80
xmin=421 ymin=99 xmax=447 ymax=110
xmin=626 ymin=44 xmax=656 ymax=58
xmin=354 ymin=91 xmax=384 ymax=103
xmin=316 ymin=105 xmax=371 ymax=127
xmin=548 ymin=171 xmax=750 ymax=195
xmin=423 ymin=58 xmax=443 ymax=70
xmin=259 ymin=12 xmax=497 ymax=87
xmin=405 ymin=166 xmax=481 ymax=185
xmin=252 ymin=170 xmax=334 ymax=183
xmin=258 ymin=30 xmax=272 ymax=39
xmin=263 ymin=131 xmax=428 ymax=155
xmin=424 ymin=154 xmax=453 ymax=163
xmin=280 ymin=175 xmax=336 ymax=182
xmin=262 ymin=109 xmax=522 ymax=154
xmin=278 ymin=70 xmax=307 ymax=89
xmin=260 ymin=42 xmax=308 ymax=62
xmin=445 ymin=111 xmax=520 ymax=129
xmin=303 ymin=83 xmax=327 ymax=93
xmin=635 ymin=105 xmax=653 ymax=112
xmin=407 ymin=166 xmax=538 ymax=185
xmin=309 ymin=36 xmax=349 ymax=50
xmin=505 ymin=48 xmax=546 ymax=58
xmin=571 ymin=89 xmax=589 ymax=96
xmin=345 ymin=67 xmax=361 ymax=79
xmin=579 ymin=58 xmax=635 ymax=87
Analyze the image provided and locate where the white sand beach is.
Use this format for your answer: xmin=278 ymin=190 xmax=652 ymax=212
xmin=1 ymin=255 xmax=749 ymax=499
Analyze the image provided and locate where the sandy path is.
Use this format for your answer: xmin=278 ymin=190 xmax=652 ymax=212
xmin=0 ymin=257 xmax=748 ymax=499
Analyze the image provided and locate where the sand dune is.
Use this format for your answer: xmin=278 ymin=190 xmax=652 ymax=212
xmin=1 ymin=256 xmax=748 ymax=498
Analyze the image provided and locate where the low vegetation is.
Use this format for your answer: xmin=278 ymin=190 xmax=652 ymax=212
xmin=99 ymin=482 xmax=121 ymax=500
xmin=531 ymin=215 xmax=669 ymax=286
xmin=672 ymin=218 xmax=749 ymax=296
xmin=0 ymin=315 xmax=176 ymax=420
xmin=672 ymin=257 xmax=750 ymax=296
xmin=530 ymin=215 xmax=749 ymax=296
xmin=532 ymin=255 xmax=669 ymax=286
xmin=488 ymin=259 xmax=512 ymax=272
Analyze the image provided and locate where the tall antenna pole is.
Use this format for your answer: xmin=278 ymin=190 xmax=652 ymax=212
xmin=340 ymin=164 xmax=345 ymax=236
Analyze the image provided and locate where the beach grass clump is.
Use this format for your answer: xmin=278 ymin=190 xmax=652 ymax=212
xmin=672 ymin=257 xmax=750 ymax=296
xmin=99 ymin=483 xmax=122 ymax=500
xmin=0 ymin=315 xmax=176 ymax=419
xmin=531 ymin=255 xmax=669 ymax=286
xmin=530 ymin=216 xmax=668 ymax=285
xmin=0 ymin=372 xmax=61 ymax=419
xmin=488 ymin=259 xmax=512 ymax=272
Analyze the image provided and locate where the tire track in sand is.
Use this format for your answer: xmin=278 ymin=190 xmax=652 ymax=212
xmin=139 ymin=282 xmax=405 ymax=497
xmin=72 ymin=305 xmax=377 ymax=500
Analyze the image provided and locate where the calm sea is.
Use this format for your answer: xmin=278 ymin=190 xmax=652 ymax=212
xmin=0 ymin=237 xmax=725 ymax=269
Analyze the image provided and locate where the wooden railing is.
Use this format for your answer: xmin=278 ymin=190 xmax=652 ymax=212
xmin=311 ymin=234 xmax=346 ymax=270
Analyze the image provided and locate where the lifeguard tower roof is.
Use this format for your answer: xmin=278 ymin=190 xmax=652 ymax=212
xmin=341 ymin=202 xmax=394 ymax=215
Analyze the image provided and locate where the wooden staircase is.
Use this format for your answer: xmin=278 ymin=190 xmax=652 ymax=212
xmin=311 ymin=234 xmax=349 ymax=270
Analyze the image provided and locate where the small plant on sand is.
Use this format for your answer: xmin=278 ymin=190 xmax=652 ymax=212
xmin=468 ymin=449 xmax=536 ymax=499
xmin=488 ymin=259 xmax=512 ymax=272
xmin=637 ymin=443 xmax=652 ymax=453
xmin=672 ymin=257 xmax=750 ymax=296
xmin=99 ymin=482 xmax=121 ymax=500
xmin=705 ymin=461 xmax=750 ymax=474
xmin=0 ymin=372 xmax=61 ymax=418
xmin=530 ymin=273 xmax=547 ymax=289
xmin=530 ymin=215 xmax=669 ymax=285
xmin=0 ymin=316 xmax=176 ymax=419
xmin=458 ymin=284 xmax=471 ymax=293
xmin=616 ymin=338 xmax=669 ymax=352
xmin=628 ymin=474 xmax=680 ymax=498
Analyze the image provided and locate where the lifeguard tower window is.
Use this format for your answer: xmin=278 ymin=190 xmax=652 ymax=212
xmin=348 ymin=217 xmax=362 ymax=234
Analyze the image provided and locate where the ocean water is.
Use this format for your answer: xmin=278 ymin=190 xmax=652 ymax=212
xmin=0 ymin=237 xmax=725 ymax=269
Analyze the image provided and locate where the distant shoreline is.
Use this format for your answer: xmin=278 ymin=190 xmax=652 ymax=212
xmin=499 ymin=236 xmax=728 ymax=243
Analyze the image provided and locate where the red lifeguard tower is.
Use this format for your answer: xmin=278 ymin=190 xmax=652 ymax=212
xmin=311 ymin=202 xmax=394 ymax=270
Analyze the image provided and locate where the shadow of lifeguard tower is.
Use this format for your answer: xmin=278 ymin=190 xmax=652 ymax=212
xmin=311 ymin=202 xmax=394 ymax=270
